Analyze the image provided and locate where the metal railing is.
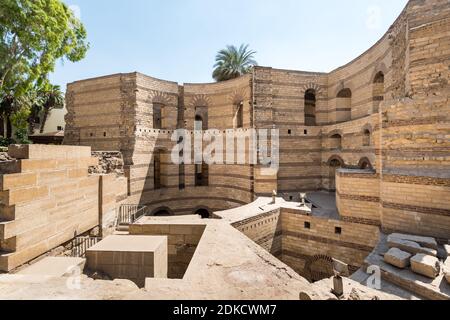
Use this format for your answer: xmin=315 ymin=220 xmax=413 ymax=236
xmin=116 ymin=204 xmax=148 ymax=226
xmin=71 ymin=236 xmax=101 ymax=257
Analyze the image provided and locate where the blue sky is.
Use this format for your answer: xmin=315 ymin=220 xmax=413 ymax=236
xmin=52 ymin=0 xmax=408 ymax=89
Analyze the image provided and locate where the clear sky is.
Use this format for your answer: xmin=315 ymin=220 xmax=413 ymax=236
xmin=51 ymin=0 xmax=408 ymax=89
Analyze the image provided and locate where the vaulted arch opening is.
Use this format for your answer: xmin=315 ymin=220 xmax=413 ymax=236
xmin=336 ymin=88 xmax=352 ymax=122
xmin=372 ymin=72 xmax=384 ymax=113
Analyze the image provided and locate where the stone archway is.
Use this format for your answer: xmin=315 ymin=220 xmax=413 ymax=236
xmin=327 ymin=156 xmax=345 ymax=191
xmin=151 ymin=207 xmax=174 ymax=216
xmin=194 ymin=207 xmax=212 ymax=219
xmin=304 ymin=254 xmax=335 ymax=283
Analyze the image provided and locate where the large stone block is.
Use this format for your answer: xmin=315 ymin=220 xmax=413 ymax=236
xmin=444 ymin=259 xmax=450 ymax=285
xmin=410 ymin=254 xmax=441 ymax=279
xmin=387 ymin=235 xmax=437 ymax=257
xmin=389 ymin=233 xmax=438 ymax=250
xmin=86 ymin=235 xmax=168 ymax=287
xmin=9 ymin=145 xmax=91 ymax=160
xmin=384 ymin=248 xmax=412 ymax=269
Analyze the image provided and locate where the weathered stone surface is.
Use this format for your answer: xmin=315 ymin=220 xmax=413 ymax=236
xmin=410 ymin=254 xmax=441 ymax=279
xmin=89 ymin=151 xmax=124 ymax=175
xmin=387 ymin=235 xmax=437 ymax=257
xmin=384 ymin=248 xmax=412 ymax=269
xmin=389 ymin=233 xmax=438 ymax=250
xmin=444 ymin=244 xmax=450 ymax=258
xmin=444 ymin=259 xmax=450 ymax=285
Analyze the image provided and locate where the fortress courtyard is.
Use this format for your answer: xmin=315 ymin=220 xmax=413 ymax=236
xmin=0 ymin=0 xmax=449 ymax=301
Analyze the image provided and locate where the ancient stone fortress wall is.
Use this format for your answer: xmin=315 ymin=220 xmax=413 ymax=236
xmin=63 ymin=0 xmax=450 ymax=260
xmin=336 ymin=0 xmax=450 ymax=240
xmin=0 ymin=145 xmax=127 ymax=272
xmin=65 ymin=73 xmax=256 ymax=216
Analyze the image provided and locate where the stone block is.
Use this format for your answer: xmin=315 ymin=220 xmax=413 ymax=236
xmin=387 ymin=235 xmax=437 ymax=257
xmin=0 ymin=173 xmax=37 ymax=191
xmin=8 ymin=145 xmax=91 ymax=160
xmin=384 ymin=248 xmax=412 ymax=269
xmin=410 ymin=254 xmax=441 ymax=279
xmin=389 ymin=233 xmax=438 ymax=250
xmin=86 ymin=235 xmax=168 ymax=287
xmin=16 ymin=257 xmax=86 ymax=277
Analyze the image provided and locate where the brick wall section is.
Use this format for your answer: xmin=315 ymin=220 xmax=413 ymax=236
xmin=336 ymin=170 xmax=381 ymax=226
xmin=0 ymin=145 xmax=128 ymax=272
xmin=229 ymin=206 xmax=380 ymax=280
xmin=231 ymin=209 xmax=282 ymax=257
xmin=64 ymin=1 xmax=449 ymax=240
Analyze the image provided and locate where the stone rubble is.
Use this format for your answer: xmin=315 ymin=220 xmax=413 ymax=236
xmin=384 ymin=248 xmax=412 ymax=269
xmin=389 ymin=233 xmax=438 ymax=250
xmin=410 ymin=254 xmax=441 ymax=279
xmin=387 ymin=235 xmax=438 ymax=257
xmin=89 ymin=151 xmax=124 ymax=175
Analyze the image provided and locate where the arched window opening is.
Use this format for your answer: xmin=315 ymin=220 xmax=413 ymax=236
xmin=372 ymin=72 xmax=385 ymax=113
xmin=195 ymin=107 xmax=208 ymax=131
xmin=234 ymin=101 xmax=244 ymax=129
xmin=195 ymin=163 xmax=209 ymax=186
xmin=195 ymin=208 xmax=210 ymax=219
xmin=336 ymin=88 xmax=352 ymax=122
xmin=304 ymin=89 xmax=316 ymax=126
xmin=330 ymin=134 xmax=342 ymax=150
xmin=359 ymin=158 xmax=373 ymax=170
xmin=153 ymin=103 xmax=164 ymax=129
xmin=363 ymin=129 xmax=371 ymax=147
xmin=195 ymin=115 xmax=203 ymax=131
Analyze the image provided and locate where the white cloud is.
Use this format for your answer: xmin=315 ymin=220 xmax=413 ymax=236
xmin=69 ymin=4 xmax=81 ymax=20
xmin=366 ymin=5 xmax=382 ymax=30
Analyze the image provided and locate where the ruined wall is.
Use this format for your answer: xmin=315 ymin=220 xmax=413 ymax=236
xmin=231 ymin=209 xmax=282 ymax=258
xmin=280 ymin=208 xmax=380 ymax=279
xmin=66 ymin=73 xmax=255 ymax=216
xmin=0 ymin=145 xmax=98 ymax=271
xmin=0 ymin=145 xmax=128 ymax=272
xmin=380 ymin=0 xmax=450 ymax=239
xmin=63 ymin=0 xmax=450 ymax=240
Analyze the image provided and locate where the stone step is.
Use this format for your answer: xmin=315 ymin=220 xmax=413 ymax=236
xmin=16 ymin=257 xmax=86 ymax=277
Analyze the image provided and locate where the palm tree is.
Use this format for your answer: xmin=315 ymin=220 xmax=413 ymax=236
xmin=0 ymin=92 xmax=27 ymax=138
xmin=213 ymin=44 xmax=257 ymax=82
xmin=37 ymin=84 xmax=64 ymax=133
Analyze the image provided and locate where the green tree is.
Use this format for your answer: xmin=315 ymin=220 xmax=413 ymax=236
xmin=212 ymin=44 xmax=257 ymax=82
xmin=0 ymin=0 xmax=88 ymax=142
xmin=0 ymin=0 xmax=89 ymax=95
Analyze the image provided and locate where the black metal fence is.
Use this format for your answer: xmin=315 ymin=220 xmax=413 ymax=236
xmin=70 ymin=236 xmax=101 ymax=257
xmin=116 ymin=204 xmax=148 ymax=226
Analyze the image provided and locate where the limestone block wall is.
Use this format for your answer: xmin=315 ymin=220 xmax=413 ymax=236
xmin=66 ymin=73 xmax=256 ymax=216
xmin=63 ymin=0 xmax=450 ymax=240
xmin=336 ymin=170 xmax=381 ymax=226
xmin=0 ymin=145 xmax=99 ymax=271
xmin=231 ymin=209 xmax=282 ymax=258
